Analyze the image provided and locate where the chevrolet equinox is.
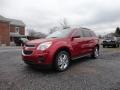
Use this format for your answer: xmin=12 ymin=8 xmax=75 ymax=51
xmin=22 ymin=27 xmax=99 ymax=71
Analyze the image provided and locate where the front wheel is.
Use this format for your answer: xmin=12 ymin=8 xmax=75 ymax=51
xmin=54 ymin=51 xmax=70 ymax=72
xmin=91 ymin=47 xmax=99 ymax=59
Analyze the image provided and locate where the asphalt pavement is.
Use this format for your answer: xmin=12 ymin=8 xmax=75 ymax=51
xmin=0 ymin=47 xmax=120 ymax=90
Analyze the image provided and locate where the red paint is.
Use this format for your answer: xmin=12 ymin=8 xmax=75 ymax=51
xmin=22 ymin=28 xmax=99 ymax=67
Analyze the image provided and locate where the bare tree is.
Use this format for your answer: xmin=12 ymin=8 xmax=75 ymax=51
xmin=27 ymin=29 xmax=46 ymax=38
xmin=115 ymin=27 xmax=120 ymax=37
xmin=34 ymin=32 xmax=46 ymax=38
xmin=59 ymin=18 xmax=70 ymax=29
xmin=49 ymin=26 xmax=59 ymax=34
xmin=49 ymin=18 xmax=70 ymax=34
xmin=27 ymin=29 xmax=36 ymax=37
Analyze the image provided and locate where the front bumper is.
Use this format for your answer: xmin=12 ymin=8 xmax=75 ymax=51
xmin=22 ymin=50 xmax=52 ymax=65
xmin=102 ymin=41 xmax=117 ymax=46
xmin=23 ymin=60 xmax=52 ymax=69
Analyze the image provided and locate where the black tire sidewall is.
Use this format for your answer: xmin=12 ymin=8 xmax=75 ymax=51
xmin=54 ymin=51 xmax=70 ymax=71
xmin=91 ymin=47 xmax=99 ymax=59
xmin=103 ymin=45 xmax=105 ymax=48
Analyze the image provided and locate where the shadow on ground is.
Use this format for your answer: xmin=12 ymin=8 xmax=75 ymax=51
xmin=23 ymin=56 xmax=95 ymax=75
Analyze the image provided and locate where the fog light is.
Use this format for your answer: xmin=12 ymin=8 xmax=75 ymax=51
xmin=38 ymin=56 xmax=45 ymax=62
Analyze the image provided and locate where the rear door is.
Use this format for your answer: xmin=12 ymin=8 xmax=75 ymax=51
xmin=89 ymin=31 xmax=97 ymax=50
xmin=81 ymin=29 xmax=93 ymax=54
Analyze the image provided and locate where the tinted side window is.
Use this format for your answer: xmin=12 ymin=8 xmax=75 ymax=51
xmin=82 ymin=30 xmax=91 ymax=37
xmin=81 ymin=29 xmax=96 ymax=37
xmin=72 ymin=29 xmax=85 ymax=37
xmin=78 ymin=29 xmax=84 ymax=37
xmin=72 ymin=30 xmax=80 ymax=37
xmin=81 ymin=30 xmax=85 ymax=37
xmin=89 ymin=31 xmax=96 ymax=37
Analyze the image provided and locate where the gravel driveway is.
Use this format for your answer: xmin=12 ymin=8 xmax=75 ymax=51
xmin=0 ymin=47 xmax=120 ymax=90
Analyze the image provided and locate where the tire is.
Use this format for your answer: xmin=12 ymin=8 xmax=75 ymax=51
xmin=91 ymin=47 xmax=99 ymax=59
xmin=54 ymin=51 xmax=70 ymax=72
xmin=117 ymin=44 xmax=119 ymax=48
xmin=112 ymin=45 xmax=115 ymax=48
xmin=103 ymin=45 xmax=105 ymax=48
xmin=114 ymin=44 xmax=117 ymax=48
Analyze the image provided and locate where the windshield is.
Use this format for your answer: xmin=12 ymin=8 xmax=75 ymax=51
xmin=46 ymin=29 xmax=71 ymax=38
xmin=104 ymin=37 xmax=115 ymax=40
xmin=20 ymin=38 xmax=29 ymax=43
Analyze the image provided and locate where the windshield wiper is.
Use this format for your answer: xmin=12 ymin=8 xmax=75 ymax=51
xmin=51 ymin=37 xmax=58 ymax=38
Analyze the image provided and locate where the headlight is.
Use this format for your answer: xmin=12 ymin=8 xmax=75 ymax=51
xmin=37 ymin=42 xmax=52 ymax=51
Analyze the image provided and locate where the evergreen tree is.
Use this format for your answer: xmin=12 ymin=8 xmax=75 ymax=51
xmin=115 ymin=27 xmax=120 ymax=37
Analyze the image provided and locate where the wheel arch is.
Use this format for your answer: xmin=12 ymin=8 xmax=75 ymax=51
xmin=95 ymin=44 xmax=100 ymax=50
xmin=52 ymin=46 xmax=72 ymax=63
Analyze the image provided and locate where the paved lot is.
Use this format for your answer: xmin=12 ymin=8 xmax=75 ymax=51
xmin=0 ymin=47 xmax=120 ymax=90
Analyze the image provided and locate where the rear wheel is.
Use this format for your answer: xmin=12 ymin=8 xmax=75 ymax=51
xmin=91 ymin=47 xmax=99 ymax=59
xmin=113 ymin=44 xmax=118 ymax=48
xmin=103 ymin=45 xmax=105 ymax=48
xmin=54 ymin=51 xmax=70 ymax=72
xmin=116 ymin=44 xmax=119 ymax=48
xmin=118 ymin=44 xmax=119 ymax=48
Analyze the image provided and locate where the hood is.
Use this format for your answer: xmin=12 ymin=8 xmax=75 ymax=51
xmin=26 ymin=38 xmax=59 ymax=45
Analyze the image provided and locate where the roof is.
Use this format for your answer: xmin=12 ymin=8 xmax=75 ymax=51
xmin=69 ymin=25 xmax=91 ymax=30
xmin=0 ymin=15 xmax=25 ymax=26
xmin=7 ymin=18 xmax=25 ymax=26
xmin=0 ymin=15 xmax=9 ymax=22
xmin=10 ymin=32 xmax=26 ymax=37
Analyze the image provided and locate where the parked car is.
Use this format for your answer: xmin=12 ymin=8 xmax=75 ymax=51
xmin=20 ymin=38 xmax=29 ymax=46
xmin=22 ymin=28 xmax=99 ymax=71
xmin=102 ymin=36 xmax=119 ymax=48
xmin=14 ymin=37 xmax=29 ymax=46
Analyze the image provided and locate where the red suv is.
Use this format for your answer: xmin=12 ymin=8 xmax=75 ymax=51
xmin=22 ymin=28 xmax=99 ymax=71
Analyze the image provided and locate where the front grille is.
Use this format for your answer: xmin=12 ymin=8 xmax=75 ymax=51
xmin=103 ymin=41 xmax=106 ymax=43
xmin=25 ymin=44 xmax=35 ymax=47
xmin=23 ymin=50 xmax=33 ymax=55
xmin=103 ymin=41 xmax=115 ymax=43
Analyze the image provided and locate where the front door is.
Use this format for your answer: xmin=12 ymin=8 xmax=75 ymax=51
xmin=71 ymin=30 xmax=84 ymax=57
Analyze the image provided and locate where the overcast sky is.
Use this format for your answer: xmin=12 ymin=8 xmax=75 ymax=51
xmin=0 ymin=0 xmax=120 ymax=35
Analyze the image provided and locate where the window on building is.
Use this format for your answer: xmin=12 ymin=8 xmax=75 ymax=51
xmin=15 ymin=27 xmax=20 ymax=33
